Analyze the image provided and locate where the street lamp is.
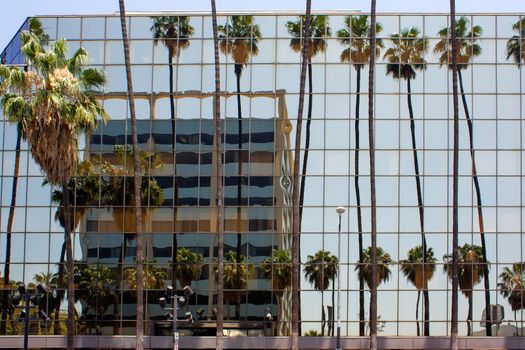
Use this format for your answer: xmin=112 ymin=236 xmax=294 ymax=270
xmin=159 ymin=285 xmax=194 ymax=350
xmin=335 ymin=206 xmax=346 ymax=350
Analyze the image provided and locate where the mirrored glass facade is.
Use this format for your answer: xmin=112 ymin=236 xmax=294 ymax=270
xmin=1 ymin=12 xmax=525 ymax=339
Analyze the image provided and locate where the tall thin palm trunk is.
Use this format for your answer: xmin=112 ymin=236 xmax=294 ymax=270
xmin=54 ymin=242 xmax=66 ymax=335
xmin=450 ymin=2 xmax=460 ymax=349
xmin=291 ymin=2 xmax=311 ymax=349
xmin=467 ymin=292 xmax=473 ymax=336
xmin=0 ymin=131 xmax=21 ymax=335
xmin=298 ymin=62 xmax=313 ymax=223
xmin=118 ymin=2 xmax=144 ymax=349
xmin=406 ymin=77 xmax=430 ymax=336
xmin=235 ymin=64 xmax=243 ymax=320
xmin=416 ymin=290 xmax=421 ymax=336
xmin=457 ymin=69 xmax=492 ymax=335
xmin=62 ymin=177 xmax=75 ymax=350
xmin=354 ymin=66 xmax=366 ymax=337
xmin=211 ymin=1 xmax=224 ymax=348
xmin=368 ymin=1 xmax=378 ymax=349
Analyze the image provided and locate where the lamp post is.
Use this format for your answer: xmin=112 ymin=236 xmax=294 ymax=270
xmin=335 ymin=206 xmax=345 ymax=350
xmin=159 ymin=285 xmax=194 ymax=350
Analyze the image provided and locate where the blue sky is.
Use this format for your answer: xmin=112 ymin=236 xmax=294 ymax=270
xmin=2 ymin=0 xmax=525 ymax=50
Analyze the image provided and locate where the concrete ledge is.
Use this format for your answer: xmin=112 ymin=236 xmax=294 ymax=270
xmin=0 ymin=335 xmax=523 ymax=349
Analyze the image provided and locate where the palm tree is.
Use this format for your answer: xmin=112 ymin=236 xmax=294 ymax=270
xmin=434 ymin=18 xmax=491 ymax=337
xmin=498 ymin=263 xmax=525 ymax=335
xmin=215 ymin=251 xmax=249 ymax=320
xmin=303 ymin=250 xmax=338 ymax=336
xmin=218 ymin=16 xmax=261 ymax=319
xmin=384 ymin=27 xmax=430 ymax=335
xmin=444 ymin=243 xmax=488 ymax=336
xmin=262 ymin=249 xmax=292 ymax=335
xmin=1 ymin=28 xmax=106 ymax=349
xmin=356 ymin=246 xmax=393 ymax=291
xmin=400 ymin=245 xmax=437 ymax=336
xmin=174 ymin=248 xmax=203 ymax=289
xmin=506 ymin=18 xmax=525 ymax=66
xmin=0 ymin=18 xmax=49 ymax=336
xmin=124 ymin=260 xmax=167 ymax=290
xmin=290 ymin=2 xmax=312 ymax=349
xmin=118 ymin=2 xmax=144 ymax=349
xmin=336 ymin=15 xmax=383 ymax=336
xmin=150 ymin=16 xmax=194 ymax=289
xmin=210 ymin=1 xmax=224 ymax=348
xmin=286 ymin=15 xmax=331 ymax=231
xmin=368 ymin=1 xmax=379 ymax=348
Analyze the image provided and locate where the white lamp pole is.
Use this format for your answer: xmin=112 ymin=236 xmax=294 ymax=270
xmin=335 ymin=206 xmax=346 ymax=350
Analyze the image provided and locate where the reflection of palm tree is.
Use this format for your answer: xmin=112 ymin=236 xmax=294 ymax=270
xmin=262 ymin=249 xmax=292 ymax=335
xmin=444 ymin=243 xmax=488 ymax=336
xmin=150 ymin=16 xmax=194 ymax=289
xmin=434 ymin=18 xmax=492 ymax=335
xmin=124 ymin=260 xmax=167 ymax=289
xmin=498 ymin=263 xmax=525 ymax=335
xmin=286 ymin=15 xmax=331 ymax=228
xmin=75 ymin=263 xmax=114 ymax=317
xmin=210 ymin=1 xmax=224 ymax=347
xmin=506 ymin=18 xmax=525 ymax=66
xmin=357 ymin=246 xmax=393 ymax=290
xmin=175 ymin=248 xmax=203 ymax=289
xmin=303 ymin=250 xmax=338 ymax=336
xmin=216 ymin=251 xmax=248 ymax=320
xmin=336 ymin=15 xmax=383 ymax=336
xmin=118 ymin=1 xmax=146 ymax=346
xmin=400 ymin=245 xmax=436 ymax=336
xmin=218 ymin=16 xmax=261 ymax=319
xmin=1 ymin=28 xmax=106 ymax=347
xmin=0 ymin=18 xmax=49 ymax=335
xmin=384 ymin=27 xmax=430 ymax=335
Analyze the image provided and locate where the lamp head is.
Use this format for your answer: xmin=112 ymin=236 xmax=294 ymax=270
xmin=196 ymin=308 xmax=205 ymax=319
xmin=166 ymin=285 xmax=174 ymax=297
xmin=265 ymin=307 xmax=273 ymax=321
xmin=159 ymin=297 xmax=166 ymax=308
xmin=177 ymin=296 xmax=187 ymax=307
xmin=185 ymin=311 xmax=193 ymax=323
xmin=183 ymin=285 xmax=194 ymax=297
xmin=336 ymin=206 xmax=345 ymax=215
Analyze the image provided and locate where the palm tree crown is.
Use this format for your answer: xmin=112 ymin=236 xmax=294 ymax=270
xmin=434 ymin=16 xmax=482 ymax=70
xmin=506 ymin=18 xmax=525 ymax=66
xmin=443 ymin=243 xmax=488 ymax=296
xmin=401 ymin=245 xmax=437 ymax=291
xmin=384 ymin=27 xmax=428 ymax=80
xmin=356 ymin=246 xmax=393 ymax=289
xmin=336 ymin=15 xmax=383 ymax=68
xmin=218 ymin=15 xmax=261 ymax=75
xmin=262 ymin=249 xmax=292 ymax=293
xmin=287 ymin=15 xmax=331 ymax=60
xmin=303 ymin=250 xmax=338 ymax=291
xmin=498 ymin=263 xmax=525 ymax=311
xmin=151 ymin=16 xmax=194 ymax=59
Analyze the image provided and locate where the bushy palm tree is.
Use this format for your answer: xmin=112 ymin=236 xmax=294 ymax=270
xmin=218 ymin=16 xmax=261 ymax=319
xmin=75 ymin=263 xmax=114 ymax=318
xmin=215 ymin=251 xmax=249 ymax=320
xmin=174 ymin=248 xmax=203 ymax=289
xmin=0 ymin=26 xmax=106 ymax=348
xmin=444 ymin=243 xmax=488 ymax=336
xmin=124 ymin=260 xmax=167 ymax=290
xmin=336 ymin=16 xmax=383 ymax=335
xmin=400 ymin=245 xmax=436 ymax=336
xmin=118 ymin=2 xmax=145 ymax=348
xmin=357 ymin=246 xmax=393 ymax=290
xmin=434 ymin=17 xmax=491 ymax=337
xmin=210 ymin=1 xmax=224 ymax=347
xmin=303 ymin=250 xmax=338 ymax=336
xmin=498 ymin=263 xmax=525 ymax=335
xmin=0 ymin=18 xmax=50 ymax=335
xmin=384 ymin=27 xmax=431 ymax=335
xmin=262 ymin=249 xmax=292 ymax=335
xmin=506 ymin=18 xmax=525 ymax=66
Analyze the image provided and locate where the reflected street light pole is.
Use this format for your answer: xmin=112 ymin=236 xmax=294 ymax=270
xmin=335 ymin=206 xmax=346 ymax=350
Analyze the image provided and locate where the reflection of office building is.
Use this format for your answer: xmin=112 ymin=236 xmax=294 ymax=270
xmin=2 ymin=10 xmax=525 ymax=348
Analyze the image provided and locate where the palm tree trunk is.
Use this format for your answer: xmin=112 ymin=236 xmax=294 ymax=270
xmin=416 ymin=290 xmax=421 ymax=336
xmin=291 ymin=2 xmax=311 ymax=349
xmin=118 ymin=2 xmax=144 ymax=349
xmin=211 ymin=1 xmax=224 ymax=348
xmin=235 ymin=64 xmax=243 ymax=321
xmin=62 ymin=178 xmax=75 ymax=350
xmin=354 ymin=66 xmax=366 ymax=337
xmin=450 ymin=2 xmax=460 ymax=349
xmin=457 ymin=69 xmax=492 ymax=336
xmin=0 ymin=131 xmax=21 ymax=335
xmin=332 ymin=281 xmax=335 ymax=336
xmin=467 ymin=292 xmax=473 ymax=336
xmin=406 ymin=77 xmax=430 ymax=336
xmin=368 ymin=1 xmax=378 ymax=349
xmin=54 ymin=242 xmax=66 ymax=335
